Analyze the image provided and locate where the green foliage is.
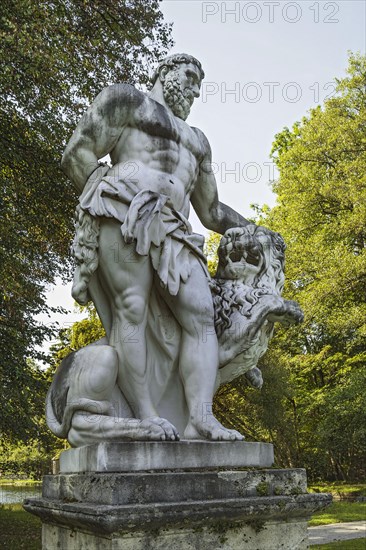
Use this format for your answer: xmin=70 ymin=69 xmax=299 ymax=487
xmin=311 ymin=540 xmax=366 ymax=550
xmin=260 ymin=52 xmax=366 ymax=481
xmin=269 ymin=53 xmax=366 ymax=341
xmin=214 ymin=54 xmax=366 ymax=482
xmin=49 ymin=304 xmax=105 ymax=375
xmin=0 ymin=359 xmax=50 ymax=443
xmin=214 ymin=350 xmax=302 ymax=468
xmin=205 ymin=231 xmax=221 ymax=276
xmin=0 ymin=0 xmax=172 ymax=441
xmin=0 ymin=479 xmax=42 ymax=486
xmin=0 ymin=357 xmax=67 ymax=477
xmin=0 ymin=440 xmax=51 ymax=479
xmin=309 ymin=483 xmax=366 ymax=498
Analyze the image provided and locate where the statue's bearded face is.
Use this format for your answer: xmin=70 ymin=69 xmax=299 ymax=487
xmin=162 ymin=63 xmax=202 ymax=120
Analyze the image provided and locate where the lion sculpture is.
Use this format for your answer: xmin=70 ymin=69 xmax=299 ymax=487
xmin=212 ymin=225 xmax=303 ymax=389
xmin=46 ymin=225 xmax=303 ymax=446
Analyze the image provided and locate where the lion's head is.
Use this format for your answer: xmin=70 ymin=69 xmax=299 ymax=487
xmin=215 ymin=225 xmax=285 ymax=293
xmin=211 ymin=225 xmax=286 ymax=337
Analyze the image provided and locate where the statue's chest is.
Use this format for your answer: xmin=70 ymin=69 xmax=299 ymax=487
xmin=133 ymin=102 xmax=204 ymax=161
xmin=134 ymin=101 xmax=180 ymax=142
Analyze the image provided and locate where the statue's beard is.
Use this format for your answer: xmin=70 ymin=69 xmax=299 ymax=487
xmin=163 ymin=74 xmax=193 ymax=120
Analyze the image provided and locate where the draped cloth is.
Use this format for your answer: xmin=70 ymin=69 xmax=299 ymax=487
xmin=74 ymin=173 xmax=208 ymax=297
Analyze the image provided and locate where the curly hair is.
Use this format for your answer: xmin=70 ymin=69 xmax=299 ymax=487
xmin=151 ymin=53 xmax=205 ymax=86
xmin=210 ymin=280 xmax=271 ymax=338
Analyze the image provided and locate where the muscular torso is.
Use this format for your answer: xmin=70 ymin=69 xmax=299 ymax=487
xmin=108 ymin=91 xmax=206 ymax=217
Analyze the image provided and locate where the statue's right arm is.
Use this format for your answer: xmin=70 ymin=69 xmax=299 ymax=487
xmin=61 ymin=84 xmax=137 ymax=192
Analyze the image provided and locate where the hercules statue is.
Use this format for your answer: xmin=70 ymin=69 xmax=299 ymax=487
xmin=46 ymin=54 xmax=303 ymax=446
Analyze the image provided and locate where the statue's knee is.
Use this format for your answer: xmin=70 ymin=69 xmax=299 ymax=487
xmin=96 ymin=345 xmax=118 ymax=368
xmin=91 ymin=346 xmax=118 ymax=392
xmin=116 ymin=292 xmax=147 ymax=325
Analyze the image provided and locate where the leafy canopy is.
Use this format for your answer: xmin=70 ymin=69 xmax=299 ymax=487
xmin=211 ymin=54 xmax=366 ymax=481
xmin=247 ymin=52 xmax=366 ymax=480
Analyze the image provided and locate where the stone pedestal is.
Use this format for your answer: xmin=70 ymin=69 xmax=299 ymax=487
xmin=24 ymin=441 xmax=331 ymax=549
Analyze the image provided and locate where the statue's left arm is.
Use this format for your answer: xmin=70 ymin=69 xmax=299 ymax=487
xmin=190 ymin=129 xmax=250 ymax=234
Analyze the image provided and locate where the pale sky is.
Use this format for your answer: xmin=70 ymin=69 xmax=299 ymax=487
xmin=161 ymin=0 xmax=365 ymax=229
xmin=41 ymin=0 xmax=366 ymax=348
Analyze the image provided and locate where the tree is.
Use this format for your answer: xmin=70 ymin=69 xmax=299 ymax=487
xmin=49 ymin=304 xmax=105 ymax=372
xmin=259 ymin=52 xmax=366 ymax=480
xmin=210 ymin=54 xmax=366 ymax=481
xmin=0 ymin=358 xmax=67 ymax=478
xmin=269 ymin=53 xmax=366 ymax=340
xmin=0 ymin=0 xmax=172 ymax=441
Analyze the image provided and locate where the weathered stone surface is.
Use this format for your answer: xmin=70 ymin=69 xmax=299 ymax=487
xmin=24 ymin=491 xmax=331 ymax=535
xmin=59 ymin=441 xmax=274 ymax=473
xmin=42 ymin=468 xmax=307 ymax=506
xmin=24 ymin=467 xmax=331 ymax=549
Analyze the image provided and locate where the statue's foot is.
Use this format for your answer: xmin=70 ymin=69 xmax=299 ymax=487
xmin=183 ymin=417 xmax=244 ymax=441
xmin=139 ymin=419 xmax=167 ymax=441
xmin=143 ymin=416 xmax=180 ymax=441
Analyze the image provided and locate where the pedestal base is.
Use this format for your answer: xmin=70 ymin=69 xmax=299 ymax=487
xmin=41 ymin=519 xmax=311 ymax=550
xmin=24 ymin=442 xmax=331 ymax=549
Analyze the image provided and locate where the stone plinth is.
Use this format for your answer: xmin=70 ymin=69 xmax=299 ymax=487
xmin=59 ymin=440 xmax=274 ymax=473
xmin=24 ymin=442 xmax=331 ymax=549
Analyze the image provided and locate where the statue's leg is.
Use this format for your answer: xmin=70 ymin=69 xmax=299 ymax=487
xmin=97 ymin=218 xmax=179 ymax=440
xmin=66 ymin=344 xmax=166 ymax=446
xmin=158 ymin=264 xmax=244 ymax=441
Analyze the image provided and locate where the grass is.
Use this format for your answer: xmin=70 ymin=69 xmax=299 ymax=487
xmin=309 ymin=482 xmax=366 ymax=527
xmin=0 ymin=504 xmax=41 ymax=550
xmin=309 ymin=501 xmax=366 ymax=526
xmin=311 ymin=539 xmax=366 ymax=549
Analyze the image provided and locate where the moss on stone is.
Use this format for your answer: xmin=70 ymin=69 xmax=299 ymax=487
xmin=256 ymin=482 xmax=270 ymax=496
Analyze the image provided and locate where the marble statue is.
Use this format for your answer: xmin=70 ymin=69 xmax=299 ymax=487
xmin=47 ymin=53 xmax=303 ymax=446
